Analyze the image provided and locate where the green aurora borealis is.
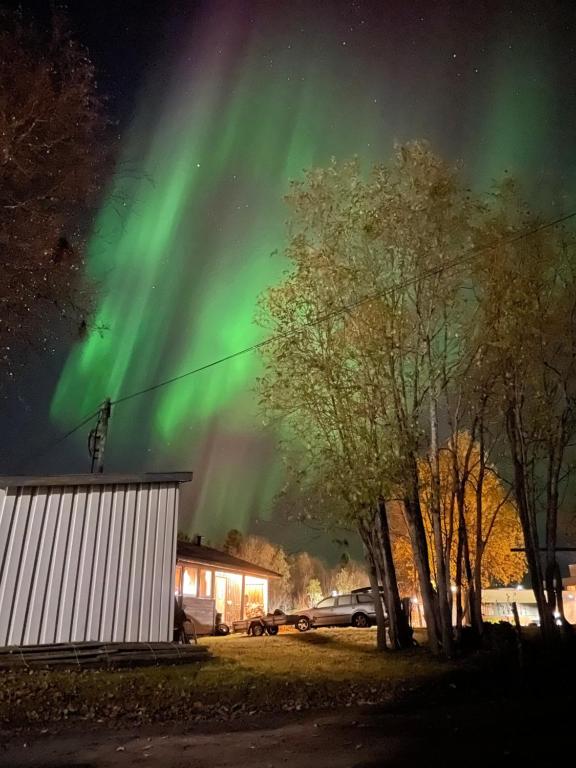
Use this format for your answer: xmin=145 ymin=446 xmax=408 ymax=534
xmin=50 ymin=2 xmax=571 ymax=538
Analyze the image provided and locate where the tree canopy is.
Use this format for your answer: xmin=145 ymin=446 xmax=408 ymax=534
xmin=259 ymin=141 xmax=576 ymax=652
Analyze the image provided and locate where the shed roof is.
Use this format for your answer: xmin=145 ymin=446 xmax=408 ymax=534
xmin=176 ymin=540 xmax=282 ymax=580
xmin=0 ymin=473 xmax=192 ymax=488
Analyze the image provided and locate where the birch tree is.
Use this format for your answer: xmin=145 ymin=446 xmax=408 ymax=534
xmin=259 ymin=143 xmax=479 ymax=654
xmin=473 ymin=185 xmax=576 ymax=640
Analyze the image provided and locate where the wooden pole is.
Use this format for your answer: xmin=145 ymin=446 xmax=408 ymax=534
xmin=511 ymin=601 xmax=524 ymax=668
xmin=90 ymin=398 xmax=112 ymax=473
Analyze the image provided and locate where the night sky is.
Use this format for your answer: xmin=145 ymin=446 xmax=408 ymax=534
xmin=2 ymin=0 xmax=576 ymax=559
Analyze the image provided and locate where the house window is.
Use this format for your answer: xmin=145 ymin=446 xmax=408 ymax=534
xmin=215 ymin=571 xmax=243 ymax=625
xmin=182 ymin=566 xmax=198 ymax=596
xmin=199 ymin=568 xmax=212 ymax=598
xmin=244 ymin=576 xmax=267 ymax=618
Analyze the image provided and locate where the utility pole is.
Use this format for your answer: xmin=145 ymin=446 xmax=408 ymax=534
xmin=89 ymin=398 xmax=112 ymax=473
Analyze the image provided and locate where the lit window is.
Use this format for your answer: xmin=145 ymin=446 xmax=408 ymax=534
xmin=245 ymin=576 xmax=267 ymax=618
xmin=182 ymin=566 xmax=198 ymax=596
xmin=199 ymin=568 xmax=212 ymax=597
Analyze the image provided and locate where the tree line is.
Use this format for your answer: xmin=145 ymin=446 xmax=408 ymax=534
xmin=220 ymin=528 xmax=369 ymax=611
xmin=258 ymin=143 xmax=576 ymax=656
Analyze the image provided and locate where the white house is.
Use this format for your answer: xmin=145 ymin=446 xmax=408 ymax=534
xmin=175 ymin=537 xmax=281 ymax=633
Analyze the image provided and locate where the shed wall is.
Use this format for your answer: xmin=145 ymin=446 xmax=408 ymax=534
xmin=0 ymin=482 xmax=178 ymax=646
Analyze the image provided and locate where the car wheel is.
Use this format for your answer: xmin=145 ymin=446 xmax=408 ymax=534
xmin=352 ymin=612 xmax=370 ymax=628
xmin=296 ymin=616 xmax=311 ymax=632
xmin=251 ymin=622 xmax=265 ymax=637
xmin=216 ymin=623 xmax=230 ymax=635
xmin=266 ymin=625 xmax=279 ymax=636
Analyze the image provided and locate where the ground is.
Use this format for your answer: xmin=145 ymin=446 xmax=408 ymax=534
xmin=1 ymin=627 xmax=574 ymax=767
xmin=0 ymin=629 xmax=451 ymax=728
xmin=2 ymin=679 xmax=575 ymax=767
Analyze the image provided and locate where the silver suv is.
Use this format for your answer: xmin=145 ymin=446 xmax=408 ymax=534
xmin=294 ymin=592 xmax=377 ymax=631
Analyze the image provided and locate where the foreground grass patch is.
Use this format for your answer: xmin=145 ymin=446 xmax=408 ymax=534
xmin=0 ymin=628 xmax=454 ymax=728
xmin=198 ymin=627 xmax=439 ymax=685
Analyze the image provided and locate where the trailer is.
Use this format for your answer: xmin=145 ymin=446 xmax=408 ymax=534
xmin=232 ymin=610 xmax=298 ymax=636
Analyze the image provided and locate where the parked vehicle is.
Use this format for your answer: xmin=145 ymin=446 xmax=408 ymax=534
xmin=295 ymin=592 xmax=381 ymax=632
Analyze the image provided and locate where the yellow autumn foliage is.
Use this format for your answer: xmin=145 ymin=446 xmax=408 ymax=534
xmin=419 ymin=432 xmax=526 ymax=588
xmin=391 ymin=433 xmax=526 ymax=593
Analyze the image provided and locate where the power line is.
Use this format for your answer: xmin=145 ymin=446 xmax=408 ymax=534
xmin=110 ymin=208 xmax=576 ymax=409
xmin=21 ymin=206 xmax=576 ymax=464
xmin=18 ymin=405 xmax=103 ymax=468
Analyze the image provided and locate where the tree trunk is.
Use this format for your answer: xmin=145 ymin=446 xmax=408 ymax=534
xmin=472 ymin=421 xmax=486 ymax=636
xmin=545 ymin=436 xmax=565 ymax=623
xmin=429 ymin=394 xmax=455 ymax=657
xmin=454 ymin=506 xmax=464 ymax=639
xmin=461 ymin=522 xmax=479 ymax=634
xmin=376 ymin=497 xmax=413 ymax=649
xmin=506 ymin=402 xmax=556 ymax=643
xmin=403 ymin=455 xmax=441 ymax=654
xmin=360 ymin=529 xmax=388 ymax=651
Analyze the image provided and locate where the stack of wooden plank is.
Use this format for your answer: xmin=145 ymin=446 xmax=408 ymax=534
xmin=0 ymin=641 xmax=210 ymax=669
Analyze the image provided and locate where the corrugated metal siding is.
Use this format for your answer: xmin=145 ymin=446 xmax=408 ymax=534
xmin=0 ymin=482 xmax=178 ymax=646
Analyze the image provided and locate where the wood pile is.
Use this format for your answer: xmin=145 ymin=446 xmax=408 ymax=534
xmin=0 ymin=641 xmax=210 ymax=669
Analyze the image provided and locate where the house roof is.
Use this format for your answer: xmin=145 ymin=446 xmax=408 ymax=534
xmin=0 ymin=473 xmax=192 ymax=488
xmin=176 ymin=540 xmax=282 ymax=580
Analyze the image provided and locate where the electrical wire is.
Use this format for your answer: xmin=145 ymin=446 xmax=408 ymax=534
xmin=19 ymin=206 xmax=576 ymax=463
xmin=18 ymin=405 xmax=104 ymax=468
xmin=110 ymin=208 xmax=576 ymax=408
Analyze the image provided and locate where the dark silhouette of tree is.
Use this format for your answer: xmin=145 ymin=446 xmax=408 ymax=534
xmin=0 ymin=10 xmax=107 ymax=374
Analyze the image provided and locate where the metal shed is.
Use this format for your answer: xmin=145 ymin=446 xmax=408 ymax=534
xmin=0 ymin=473 xmax=191 ymax=648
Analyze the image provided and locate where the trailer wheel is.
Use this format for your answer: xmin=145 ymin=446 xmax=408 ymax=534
xmin=251 ymin=622 xmax=265 ymax=637
xmin=266 ymin=625 xmax=279 ymax=636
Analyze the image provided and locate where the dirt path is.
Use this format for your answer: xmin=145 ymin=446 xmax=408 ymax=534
xmin=0 ymin=711 xmax=401 ymax=768
xmin=2 ymin=681 xmax=575 ymax=768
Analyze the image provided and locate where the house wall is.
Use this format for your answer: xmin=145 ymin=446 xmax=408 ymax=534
xmin=176 ymin=561 xmax=269 ymax=629
xmin=0 ymin=481 xmax=179 ymax=646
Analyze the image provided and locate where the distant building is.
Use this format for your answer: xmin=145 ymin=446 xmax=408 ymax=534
xmin=0 ymin=473 xmax=191 ymax=647
xmin=408 ymin=572 xmax=576 ymax=628
xmin=175 ymin=537 xmax=281 ymax=633
xmin=482 ymin=581 xmax=576 ymax=626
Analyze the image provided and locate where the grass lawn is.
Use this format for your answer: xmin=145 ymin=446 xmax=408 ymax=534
xmin=0 ymin=628 xmax=458 ymax=729
xmin=198 ymin=627 xmax=441 ymax=685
